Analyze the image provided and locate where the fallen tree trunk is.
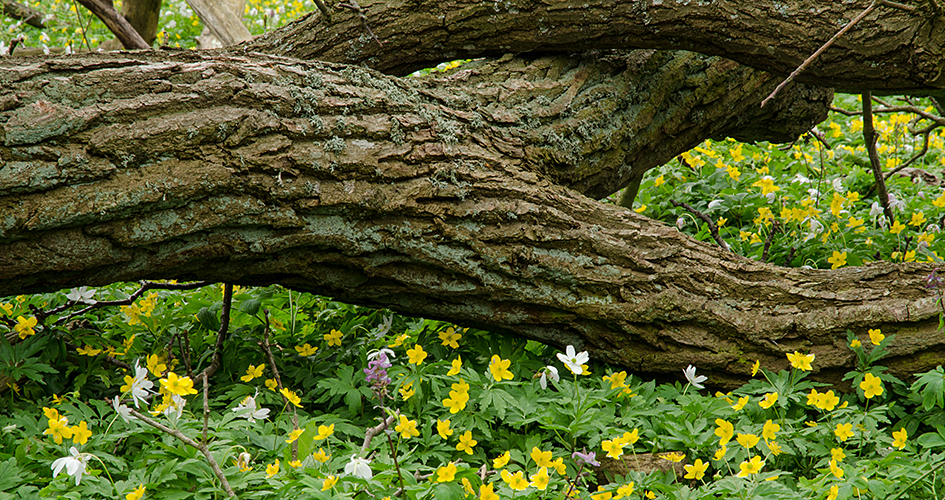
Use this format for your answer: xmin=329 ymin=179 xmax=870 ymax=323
xmin=0 ymin=51 xmax=938 ymax=386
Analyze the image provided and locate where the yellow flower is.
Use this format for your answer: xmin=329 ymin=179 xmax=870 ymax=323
xmin=918 ymin=232 xmax=935 ymax=245
xmin=910 ymin=211 xmax=927 ymax=226
xmin=829 ymin=459 xmax=843 ymax=479
xmin=160 ymin=372 xmax=198 ymax=396
xmin=819 ymin=390 xmax=840 ymax=411
xmin=71 ymin=421 xmax=92 ymax=445
xmin=435 ymin=419 xmax=453 ymax=439
xmin=241 ymin=364 xmax=265 ymax=382
xmin=389 ymin=333 xmax=409 ymax=348
xmin=759 ymin=392 xmax=778 ymax=409
xmin=603 ymin=371 xmax=628 ymax=389
xmin=313 ymin=448 xmax=331 ymax=462
xmin=266 ymin=459 xmax=280 ymax=478
xmin=286 ymin=428 xmax=304 ymax=443
xmin=530 ymin=447 xmax=553 ymax=468
xmin=714 ymin=419 xmax=734 ymax=445
xmin=830 ymin=192 xmax=845 ymax=217
xmin=443 ymin=389 xmax=469 ymax=413
xmin=602 ymin=438 xmax=624 ymax=459
xmin=436 ymin=462 xmax=458 ymax=482
xmin=439 ymin=327 xmax=462 ymax=348
xmin=324 ymin=329 xmax=343 ymax=347
xmin=717 ymin=217 xmax=727 ymax=228
xmin=322 ymin=475 xmax=337 ymax=491
xmin=860 ymin=372 xmax=884 ymax=399
xmin=295 ymin=343 xmax=318 ymax=356
xmin=868 ymin=328 xmax=884 ymax=345
xmin=935 ymin=192 xmax=945 ymax=208
xmin=447 ymin=356 xmax=462 ymax=376
xmin=732 ymin=396 xmax=748 ymax=411
xmin=653 ymin=174 xmax=665 ymax=187
xmin=850 ymin=339 xmax=861 ymax=348
xmin=892 ymin=428 xmax=908 ymax=449
xmin=751 ymin=360 xmax=760 ymax=377
xmin=890 ymin=220 xmax=906 ymax=234
xmin=479 ymin=482 xmax=499 ymax=500
xmin=713 ymin=445 xmax=727 ymax=461
xmin=456 ymin=430 xmax=477 ymax=454
xmin=44 ymin=417 xmax=73 ymax=444
xmin=661 ymin=452 xmax=685 ymax=463
xmin=762 ymin=420 xmax=779 ymax=441
xmin=14 ymin=316 xmax=37 ymax=339
xmin=726 ymin=164 xmax=741 ymax=180
xmin=684 ymin=459 xmax=708 ymax=480
xmin=618 ymin=428 xmax=640 ymax=446
xmin=288 ymin=459 xmax=302 ymax=468
xmin=125 ymin=484 xmax=146 ymax=500
xmin=615 ymin=482 xmax=634 ymax=499
xmin=146 ymin=354 xmax=167 ymax=377
xmin=767 ymin=440 xmax=782 ymax=455
xmin=834 ymin=422 xmax=854 ymax=442
xmin=264 ymin=378 xmax=278 ymax=391
xmin=736 ymin=433 xmax=760 ymax=450
xmin=493 ymin=450 xmax=510 ymax=469
xmin=787 ymin=351 xmax=815 ymax=371
xmin=406 ymin=344 xmax=428 ymax=365
xmin=76 ymin=345 xmax=102 ymax=356
xmin=0 ymin=303 xmax=12 ymax=316
xmin=634 ymin=204 xmax=647 ymax=213
xmin=827 ymin=251 xmax=847 ymax=269
xmin=591 ymin=486 xmax=614 ymax=500
xmin=531 ymin=466 xmax=551 ymax=490
xmin=645 ymin=491 xmax=656 ymax=500
xmin=752 ymin=177 xmax=780 ymax=196
xmin=831 ymin=448 xmax=845 ymax=462
xmin=500 ymin=470 xmax=529 ymax=491
xmin=827 ymin=485 xmax=839 ymax=500
xmin=399 ymin=382 xmax=415 ymax=400
xmin=395 ymin=415 xmax=419 ymax=438
xmin=488 ymin=355 xmax=514 ymax=381
xmin=736 ymin=455 xmax=765 ymax=477
xmin=280 ymin=387 xmax=302 ymax=407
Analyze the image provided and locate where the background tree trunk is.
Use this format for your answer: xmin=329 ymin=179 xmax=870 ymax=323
xmin=0 ymin=51 xmax=938 ymax=387
xmin=249 ymin=0 xmax=945 ymax=96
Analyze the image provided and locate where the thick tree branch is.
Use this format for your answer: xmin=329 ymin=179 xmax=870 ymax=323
xmin=247 ymin=0 xmax=945 ymax=96
xmin=0 ymin=52 xmax=937 ymax=387
xmin=74 ymin=0 xmax=149 ymax=50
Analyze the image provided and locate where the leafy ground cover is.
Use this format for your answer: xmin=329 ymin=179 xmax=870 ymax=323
xmin=4 ymin=2 xmax=945 ymax=499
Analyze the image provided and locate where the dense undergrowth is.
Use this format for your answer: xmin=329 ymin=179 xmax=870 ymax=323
xmin=4 ymin=2 xmax=945 ymax=499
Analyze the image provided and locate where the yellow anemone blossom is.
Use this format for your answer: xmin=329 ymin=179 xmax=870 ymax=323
xmin=683 ymin=459 xmax=709 ymax=480
xmin=160 ymin=372 xmax=198 ymax=396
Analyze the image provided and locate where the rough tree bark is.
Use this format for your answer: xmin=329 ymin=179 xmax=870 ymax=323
xmin=1 ymin=0 xmax=943 ymax=386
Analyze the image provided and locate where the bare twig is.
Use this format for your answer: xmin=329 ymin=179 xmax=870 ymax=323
xmin=1 ymin=0 xmax=46 ymax=29
xmin=127 ymin=408 xmax=236 ymax=497
xmin=259 ymin=309 xmax=299 ymax=460
xmin=54 ymin=281 xmax=212 ymax=325
xmin=762 ymin=0 xmax=881 ymax=107
xmin=74 ymin=0 xmax=149 ymax=49
xmin=670 ymin=200 xmax=730 ymax=251
xmin=862 ymin=91 xmax=895 ymax=224
xmin=202 ymin=372 xmax=210 ymax=444
xmin=195 ymin=283 xmax=232 ymax=385
xmin=762 ymin=221 xmax=781 ymax=263
xmin=337 ymin=0 xmax=382 ymax=47
xmin=361 ymin=414 xmax=396 ymax=453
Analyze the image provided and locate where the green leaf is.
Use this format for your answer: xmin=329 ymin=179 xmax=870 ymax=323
xmin=239 ymin=298 xmax=262 ymax=316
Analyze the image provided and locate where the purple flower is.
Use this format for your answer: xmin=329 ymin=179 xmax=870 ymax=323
xmin=572 ymin=448 xmax=599 ymax=467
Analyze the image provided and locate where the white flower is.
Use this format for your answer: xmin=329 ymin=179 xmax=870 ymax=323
xmin=832 ymin=178 xmax=845 ymax=193
xmin=539 ymin=366 xmax=559 ymax=390
xmin=888 ymin=192 xmax=905 ymax=212
xmin=232 ymin=391 xmax=270 ymax=423
xmin=683 ymin=365 xmax=707 ymax=389
xmin=112 ymin=396 xmax=136 ymax=423
xmin=707 ymin=200 xmax=723 ymax=211
xmin=807 ymin=188 xmax=820 ymax=198
xmin=163 ymin=393 xmax=185 ymax=420
xmin=126 ymin=361 xmax=153 ymax=408
xmin=556 ymin=345 xmax=589 ymax=375
xmin=51 ymin=447 xmax=87 ymax=486
xmin=344 ymin=455 xmax=373 ymax=479
xmin=765 ymin=192 xmax=777 ymax=203
xmin=869 ymin=201 xmax=884 ymax=218
xmin=793 ymin=173 xmax=811 ymax=184
xmin=66 ymin=287 xmax=97 ymax=304
xmin=367 ymin=348 xmax=395 ymax=361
